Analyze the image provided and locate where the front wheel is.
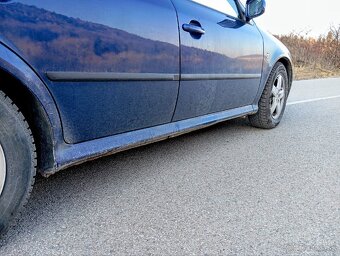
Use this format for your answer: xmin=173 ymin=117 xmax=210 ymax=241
xmin=249 ymin=62 xmax=289 ymax=129
xmin=0 ymin=91 xmax=36 ymax=237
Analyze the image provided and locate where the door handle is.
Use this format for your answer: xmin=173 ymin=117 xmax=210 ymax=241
xmin=182 ymin=21 xmax=205 ymax=36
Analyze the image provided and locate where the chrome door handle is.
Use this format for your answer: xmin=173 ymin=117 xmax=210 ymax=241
xmin=182 ymin=23 xmax=205 ymax=35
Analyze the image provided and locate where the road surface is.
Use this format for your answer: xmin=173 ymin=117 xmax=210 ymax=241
xmin=0 ymin=78 xmax=340 ymax=255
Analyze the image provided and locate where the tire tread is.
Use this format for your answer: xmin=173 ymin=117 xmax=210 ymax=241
xmin=249 ymin=62 xmax=288 ymax=129
xmin=0 ymin=90 xmax=37 ymax=236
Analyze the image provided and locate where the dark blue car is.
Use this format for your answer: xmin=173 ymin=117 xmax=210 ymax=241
xmin=0 ymin=0 xmax=292 ymax=235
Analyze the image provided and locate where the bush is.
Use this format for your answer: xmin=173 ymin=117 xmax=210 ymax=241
xmin=275 ymin=25 xmax=340 ymax=80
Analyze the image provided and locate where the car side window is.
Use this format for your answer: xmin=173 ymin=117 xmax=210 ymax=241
xmin=192 ymin=0 xmax=239 ymax=18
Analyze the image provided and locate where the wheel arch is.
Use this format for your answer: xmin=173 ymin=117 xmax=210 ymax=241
xmin=276 ymin=57 xmax=293 ymax=93
xmin=253 ymin=52 xmax=294 ymax=108
xmin=0 ymin=43 xmax=63 ymax=174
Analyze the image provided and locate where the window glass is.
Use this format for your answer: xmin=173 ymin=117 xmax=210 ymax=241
xmin=192 ymin=0 xmax=239 ymax=17
xmin=239 ymin=0 xmax=247 ymax=7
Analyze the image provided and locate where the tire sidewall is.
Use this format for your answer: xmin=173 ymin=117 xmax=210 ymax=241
xmin=266 ymin=63 xmax=289 ymax=127
xmin=0 ymin=96 xmax=35 ymax=235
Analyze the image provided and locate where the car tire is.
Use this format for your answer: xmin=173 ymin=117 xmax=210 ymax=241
xmin=249 ymin=62 xmax=289 ymax=129
xmin=0 ymin=91 xmax=36 ymax=237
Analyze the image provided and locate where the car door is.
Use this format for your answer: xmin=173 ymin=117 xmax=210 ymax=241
xmin=171 ymin=0 xmax=264 ymax=121
xmin=0 ymin=0 xmax=180 ymax=144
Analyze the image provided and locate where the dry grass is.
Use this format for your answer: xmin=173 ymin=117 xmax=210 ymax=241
xmin=294 ymin=66 xmax=340 ymax=80
xmin=275 ymin=25 xmax=340 ymax=80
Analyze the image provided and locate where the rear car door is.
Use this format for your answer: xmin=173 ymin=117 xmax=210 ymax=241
xmin=0 ymin=0 xmax=180 ymax=143
xmin=171 ymin=0 xmax=264 ymax=121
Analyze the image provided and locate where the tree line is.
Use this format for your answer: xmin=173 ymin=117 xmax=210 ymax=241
xmin=275 ymin=25 xmax=340 ymax=79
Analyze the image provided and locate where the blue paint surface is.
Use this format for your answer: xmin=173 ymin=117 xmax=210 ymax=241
xmin=0 ymin=0 xmax=292 ymax=172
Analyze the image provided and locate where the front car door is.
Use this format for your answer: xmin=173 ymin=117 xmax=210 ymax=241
xmin=171 ymin=0 xmax=264 ymax=121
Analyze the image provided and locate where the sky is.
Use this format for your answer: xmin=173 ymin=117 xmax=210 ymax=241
xmin=250 ymin=0 xmax=340 ymax=37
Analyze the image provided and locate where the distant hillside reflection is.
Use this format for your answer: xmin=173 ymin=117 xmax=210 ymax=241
xmin=0 ymin=3 xmax=261 ymax=74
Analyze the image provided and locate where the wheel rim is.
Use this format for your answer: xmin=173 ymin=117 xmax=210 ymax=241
xmin=0 ymin=142 xmax=6 ymax=196
xmin=270 ymin=74 xmax=285 ymax=119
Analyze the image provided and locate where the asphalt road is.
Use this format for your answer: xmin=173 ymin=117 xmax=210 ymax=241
xmin=1 ymin=78 xmax=340 ymax=256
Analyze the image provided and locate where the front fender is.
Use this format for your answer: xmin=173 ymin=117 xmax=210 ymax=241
xmin=253 ymin=27 xmax=293 ymax=106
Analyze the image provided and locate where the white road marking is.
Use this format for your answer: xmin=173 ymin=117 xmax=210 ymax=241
xmin=287 ymin=95 xmax=340 ymax=106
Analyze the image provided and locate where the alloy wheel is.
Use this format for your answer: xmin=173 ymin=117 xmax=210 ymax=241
xmin=270 ymin=74 xmax=285 ymax=119
xmin=0 ymin=142 xmax=6 ymax=196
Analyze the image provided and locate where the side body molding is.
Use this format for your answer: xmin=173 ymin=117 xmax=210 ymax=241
xmin=0 ymin=42 xmax=63 ymax=172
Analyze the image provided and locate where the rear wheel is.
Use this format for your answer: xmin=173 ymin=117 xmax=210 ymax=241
xmin=0 ymin=91 xmax=36 ymax=237
xmin=249 ymin=62 xmax=289 ymax=129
